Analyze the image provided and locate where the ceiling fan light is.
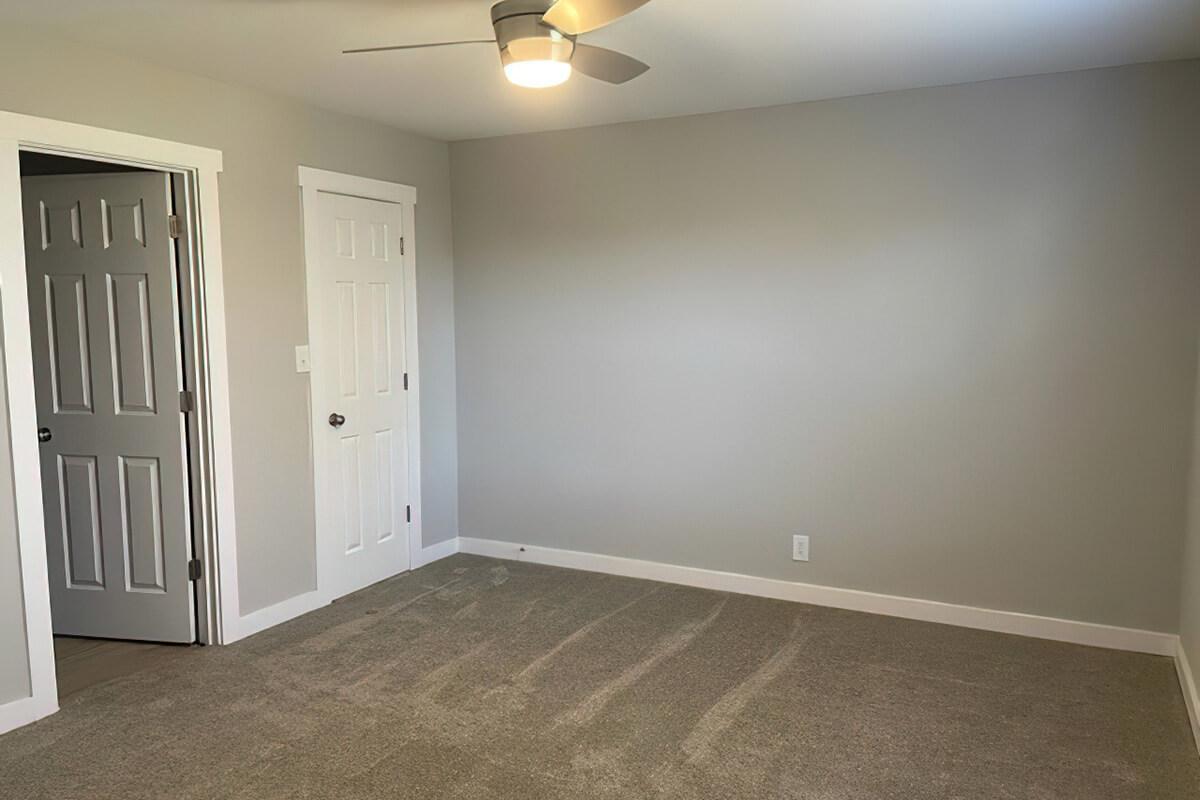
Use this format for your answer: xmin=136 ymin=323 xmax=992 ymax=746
xmin=503 ymin=59 xmax=572 ymax=88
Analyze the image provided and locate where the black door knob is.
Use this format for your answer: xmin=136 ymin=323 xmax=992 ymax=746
xmin=328 ymin=413 xmax=346 ymax=429
xmin=37 ymin=427 xmax=52 ymax=443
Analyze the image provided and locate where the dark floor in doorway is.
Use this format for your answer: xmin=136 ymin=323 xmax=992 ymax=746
xmin=53 ymin=636 xmax=191 ymax=700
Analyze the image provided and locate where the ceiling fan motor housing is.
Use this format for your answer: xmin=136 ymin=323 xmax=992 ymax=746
xmin=491 ymin=0 xmax=576 ymax=69
xmin=342 ymin=0 xmax=650 ymax=87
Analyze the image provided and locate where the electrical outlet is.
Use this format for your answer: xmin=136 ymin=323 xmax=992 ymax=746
xmin=792 ymin=535 xmax=810 ymax=562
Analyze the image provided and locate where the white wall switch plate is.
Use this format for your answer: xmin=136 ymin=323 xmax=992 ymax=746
xmin=792 ymin=535 xmax=810 ymax=562
xmin=295 ymin=345 xmax=311 ymax=374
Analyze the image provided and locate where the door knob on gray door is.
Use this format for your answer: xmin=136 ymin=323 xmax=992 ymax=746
xmin=328 ymin=413 xmax=346 ymax=428
xmin=37 ymin=427 xmax=52 ymax=443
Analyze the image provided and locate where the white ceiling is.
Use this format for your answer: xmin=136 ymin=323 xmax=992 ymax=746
xmin=2 ymin=0 xmax=1198 ymax=141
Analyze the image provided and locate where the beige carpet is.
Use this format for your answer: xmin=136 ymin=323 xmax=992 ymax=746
xmin=1 ymin=554 xmax=1197 ymax=799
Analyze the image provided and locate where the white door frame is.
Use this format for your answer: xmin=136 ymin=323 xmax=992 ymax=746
xmin=298 ymin=166 xmax=423 ymax=602
xmin=0 ymin=111 xmax=242 ymax=735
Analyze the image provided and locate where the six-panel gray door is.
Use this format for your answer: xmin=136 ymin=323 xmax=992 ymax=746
xmin=23 ymin=172 xmax=195 ymax=643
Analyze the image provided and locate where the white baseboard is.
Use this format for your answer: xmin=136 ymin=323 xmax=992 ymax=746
xmin=0 ymin=692 xmax=57 ymax=737
xmin=457 ymin=537 xmax=1178 ymax=657
xmin=225 ymin=589 xmax=328 ymax=644
xmin=414 ymin=537 xmax=460 ymax=568
xmin=224 ymin=538 xmax=461 ymax=644
xmin=1177 ymin=641 xmax=1200 ymax=755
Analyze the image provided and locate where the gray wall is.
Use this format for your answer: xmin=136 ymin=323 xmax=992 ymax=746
xmin=0 ymin=30 xmax=459 ymax=621
xmin=1179 ymin=345 xmax=1200 ymax=678
xmin=451 ymin=60 xmax=1200 ymax=633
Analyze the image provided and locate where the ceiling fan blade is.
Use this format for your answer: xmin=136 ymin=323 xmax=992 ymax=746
xmin=542 ymin=0 xmax=652 ymax=35
xmin=343 ymin=40 xmax=495 ymax=54
xmin=571 ymin=44 xmax=649 ymax=84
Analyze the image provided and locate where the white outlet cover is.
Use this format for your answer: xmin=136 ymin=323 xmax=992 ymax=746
xmin=792 ymin=535 xmax=810 ymax=562
xmin=295 ymin=345 xmax=311 ymax=374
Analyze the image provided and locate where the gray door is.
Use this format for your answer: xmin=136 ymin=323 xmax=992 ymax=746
xmin=23 ymin=172 xmax=195 ymax=643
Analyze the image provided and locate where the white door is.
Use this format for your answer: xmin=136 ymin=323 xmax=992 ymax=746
xmin=312 ymin=191 xmax=410 ymax=600
xmin=23 ymin=172 xmax=195 ymax=643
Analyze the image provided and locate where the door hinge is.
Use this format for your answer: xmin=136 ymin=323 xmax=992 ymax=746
xmin=188 ymin=559 xmax=203 ymax=581
xmin=403 ymin=372 xmax=409 ymax=391
xmin=180 ymin=390 xmax=195 ymax=413
xmin=406 ymin=505 xmax=411 ymax=523
xmin=400 ymin=236 xmax=405 ymax=256
xmin=168 ymin=214 xmax=181 ymax=239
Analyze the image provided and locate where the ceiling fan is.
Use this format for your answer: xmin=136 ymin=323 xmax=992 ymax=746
xmin=344 ymin=0 xmax=653 ymax=89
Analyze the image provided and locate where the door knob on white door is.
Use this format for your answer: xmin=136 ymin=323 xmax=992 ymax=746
xmin=328 ymin=413 xmax=346 ymax=428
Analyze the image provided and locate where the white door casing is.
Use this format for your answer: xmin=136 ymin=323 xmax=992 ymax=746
xmin=310 ymin=189 xmax=412 ymax=600
xmin=0 ymin=114 xmax=235 ymax=737
xmin=23 ymin=172 xmax=195 ymax=643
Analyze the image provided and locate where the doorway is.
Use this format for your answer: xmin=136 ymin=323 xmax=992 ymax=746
xmin=299 ymin=167 xmax=423 ymax=603
xmin=19 ymin=153 xmax=202 ymax=697
xmin=0 ymin=113 xmax=240 ymax=735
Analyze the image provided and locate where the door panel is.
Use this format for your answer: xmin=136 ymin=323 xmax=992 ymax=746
xmin=370 ymin=283 xmax=392 ymax=394
xmin=45 ymin=274 xmax=93 ymax=413
xmin=314 ymin=192 xmax=409 ymax=599
xmin=336 ymin=281 xmax=359 ymax=398
xmin=58 ymin=454 xmax=103 ymax=588
xmin=118 ymin=455 xmax=166 ymax=593
xmin=107 ymin=273 xmax=158 ymax=414
xmin=23 ymin=172 xmax=195 ymax=643
xmin=340 ymin=434 xmax=364 ymax=554
xmin=375 ymin=428 xmax=394 ymax=544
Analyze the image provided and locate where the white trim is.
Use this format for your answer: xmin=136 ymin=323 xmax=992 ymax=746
xmin=457 ymin=537 xmax=1178 ymax=657
xmin=0 ymin=693 xmax=57 ymax=736
xmin=0 ymin=111 xmax=238 ymax=733
xmin=297 ymin=166 xmax=416 ymax=206
xmin=0 ymin=112 xmax=222 ymax=174
xmin=192 ymin=166 xmax=241 ymax=645
xmin=398 ymin=199 xmax=423 ymax=577
xmin=414 ymin=537 xmax=460 ymax=569
xmin=232 ymin=534 xmax=459 ymax=641
xmin=297 ymin=166 xmax=423 ymax=607
xmin=0 ymin=141 xmax=58 ymax=732
xmin=233 ymin=590 xmax=329 ymax=642
xmin=1177 ymin=641 xmax=1200 ymax=755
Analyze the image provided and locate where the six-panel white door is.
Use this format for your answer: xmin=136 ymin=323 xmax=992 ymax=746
xmin=314 ymin=191 xmax=410 ymax=600
xmin=23 ymin=172 xmax=195 ymax=643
